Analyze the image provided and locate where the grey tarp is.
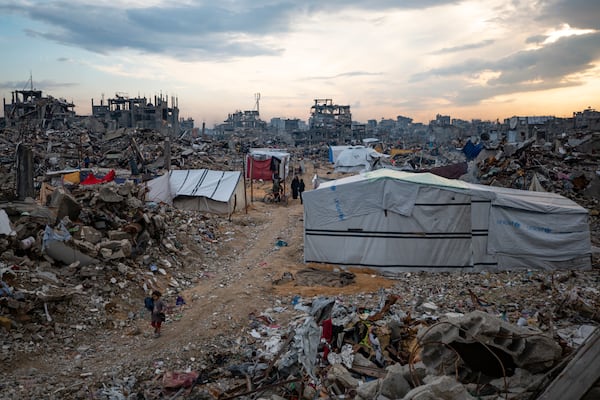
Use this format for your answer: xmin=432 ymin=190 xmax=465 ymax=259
xmin=303 ymin=168 xmax=591 ymax=272
xmin=146 ymin=169 xmax=246 ymax=215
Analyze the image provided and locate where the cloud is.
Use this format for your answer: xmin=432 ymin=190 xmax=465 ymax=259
xmin=0 ymin=79 xmax=78 ymax=90
xmin=410 ymin=31 xmax=600 ymax=105
xmin=525 ymin=34 xmax=548 ymax=44
xmin=431 ymin=39 xmax=495 ymax=54
xmin=538 ymin=0 xmax=600 ymax=29
xmin=303 ymin=71 xmax=383 ymax=80
xmin=0 ymin=0 xmax=459 ymax=60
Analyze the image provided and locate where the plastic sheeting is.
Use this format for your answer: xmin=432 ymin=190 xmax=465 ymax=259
xmin=146 ymin=169 xmax=246 ymax=214
xmin=80 ymin=170 xmax=116 ymax=185
xmin=334 ymin=146 xmax=385 ymax=173
xmin=246 ymin=149 xmax=290 ymax=180
xmin=303 ymin=168 xmax=591 ymax=272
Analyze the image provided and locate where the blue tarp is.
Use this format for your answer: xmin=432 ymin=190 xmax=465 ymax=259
xmin=462 ymin=140 xmax=483 ymax=160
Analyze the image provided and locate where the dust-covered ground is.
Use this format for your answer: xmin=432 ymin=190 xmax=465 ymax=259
xmin=1 ymin=167 xmax=599 ymax=400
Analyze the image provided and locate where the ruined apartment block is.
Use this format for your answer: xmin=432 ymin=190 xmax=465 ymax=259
xmin=3 ymin=88 xmax=76 ymax=130
xmin=91 ymin=93 xmax=179 ymax=133
xmin=308 ymin=98 xmax=352 ymax=144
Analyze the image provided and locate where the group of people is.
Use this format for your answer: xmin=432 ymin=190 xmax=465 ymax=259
xmin=291 ymin=175 xmax=305 ymax=203
xmin=271 ymin=174 xmax=305 ymax=204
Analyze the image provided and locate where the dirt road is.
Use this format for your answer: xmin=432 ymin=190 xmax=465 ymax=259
xmin=5 ymin=174 xmax=394 ymax=398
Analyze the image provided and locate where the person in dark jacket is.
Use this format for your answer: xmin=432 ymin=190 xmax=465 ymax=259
xmin=299 ymin=178 xmax=305 ymax=204
xmin=150 ymin=290 xmax=166 ymax=338
xmin=291 ymin=175 xmax=300 ymax=199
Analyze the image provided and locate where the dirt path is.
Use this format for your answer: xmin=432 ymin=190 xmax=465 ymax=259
xmin=7 ymin=169 xmax=395 ymax=398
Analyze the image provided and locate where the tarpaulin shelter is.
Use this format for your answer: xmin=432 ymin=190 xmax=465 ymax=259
xmin=328 ymin=145 xmax=353 ymax=164
xmin=334 ymin=146 xmax=386 ymax=173
xmin=146 ymin=169 xmax=246 ymax=215
xmin=303 ymin=168 xmax=591 ymax=272
xmin=245 ymin=149 xmax=290 ymax=181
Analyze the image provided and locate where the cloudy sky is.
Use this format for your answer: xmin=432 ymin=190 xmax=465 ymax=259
xmin=0 ymin=0 xmax=599 ymax=126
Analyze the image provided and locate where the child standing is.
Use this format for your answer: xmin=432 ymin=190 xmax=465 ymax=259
xmin=150 ymin=290 xmax=165 ymax=338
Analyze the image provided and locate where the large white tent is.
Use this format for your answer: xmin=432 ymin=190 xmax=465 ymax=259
xmin=303 ymin=168 xmax=591 ymax=272
xmin=146 ymin=169 xmax=246 ymax=215
xmin=334 ymin=146 xmax=386 ymax=173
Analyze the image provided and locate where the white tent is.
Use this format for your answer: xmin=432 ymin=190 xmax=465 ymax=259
xmin=146 ymin=169 xmax=246 ymax=215
xmin=328 ymin=145 xmax=353 ymax=164
xmin=303 ymin=168 xmax=591 ymax=272
xmin=334 ymin=146 xmax=386 ymax=173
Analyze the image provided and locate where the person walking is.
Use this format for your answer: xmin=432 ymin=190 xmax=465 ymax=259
xmin=150 ymin=290 xmax=166 ymax=338
xmin=299 ymin=178 xmax=305 ymax=204
xmin=272 ymin=174 xmax=281 ymax=202
xmin=291 ymin=175 xmax=300 ymax=199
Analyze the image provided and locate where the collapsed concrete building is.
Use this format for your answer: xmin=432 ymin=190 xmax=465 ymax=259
xmin=302 ymin=98 xmax=353 ymax=145
xmin=217 ymin=110 xmax=266 ymax=134
xmin=91 ymin=93 xmax=180 ymax=133
xmin=2 ymin=87 xmax=76 ymax=130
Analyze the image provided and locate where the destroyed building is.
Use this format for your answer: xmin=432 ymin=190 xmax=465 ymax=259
xmin=3 ymin=87 xmax=76 ymax=130
xmin=217 ymin=109 xmax=266 ymax=134
xmin=91 ymin=93 xmax=180 ymax=134
xmin=304 ymin=98 xmax=352 ymax=144
xmin=574 ymin=107 xmax=600 ymax=130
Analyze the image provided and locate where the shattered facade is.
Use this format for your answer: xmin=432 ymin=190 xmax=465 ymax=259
xmin=307 ymin=98 xmax=352 ymax=143
xmin=3 ymin=88 xmax=75 ymax=130
xmin=217 ymin=110 xmax=266 ymax=133
xmin=91 ymin=93 xmax=180 ymax=134
xmin=574 ymin=107 xmax=600 ymax=130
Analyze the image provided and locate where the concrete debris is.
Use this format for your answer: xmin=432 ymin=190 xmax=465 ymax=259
xmin=0 ymin=106 xmax=599 ymax=399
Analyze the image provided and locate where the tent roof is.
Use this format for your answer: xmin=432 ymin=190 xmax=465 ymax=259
xmin=313 ymin=168 xmax=587 ymax=214
xmin=318 ymin=168 xmax=469 ymax=190
xmin=249 ymin=148 xmax=290 ymax=160
xmin=169 ymin=169 xmax=241 ymax=202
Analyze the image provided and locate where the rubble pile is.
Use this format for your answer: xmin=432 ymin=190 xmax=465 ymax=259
xmin=471 ymin=136 xmax=600 ymax=232
xmin=461 ymin=135 xmax=600 ymax=255
xmin=0 ymin=124 xmax=238 ymax=201
xmin=166 ymin=268 xmax=599 ymax=400
xmin=0 ymin=180 xmax=235 ymax=366
xmin=0 ymin=121 xmax=599 ymax=399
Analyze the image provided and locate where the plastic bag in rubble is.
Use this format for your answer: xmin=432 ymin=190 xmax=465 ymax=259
xmin=369 ymin=330 xmax=384 ymax=366
xmin=42 ymin=222 xmax=72 ymax=251
xmin=293 ymin=317 xmax=320 ymax=380
xmin=310 ymin=297 xmax=335 ymax=324
xmin=327 ymin=343 xmax=354 ymax=369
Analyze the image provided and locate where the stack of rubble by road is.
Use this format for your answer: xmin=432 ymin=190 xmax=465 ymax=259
xmin=0 ymin=179 xmax=233 ymax=365
xmin=104 ymin=267 xmax=600 ymax=399
xmin=465 ymin=134 xmax=600 ymax=250
xmin=1 ymin=119 xmax=599 ymax=399
xmin=0 ymin=120 xmax=244 ymax=201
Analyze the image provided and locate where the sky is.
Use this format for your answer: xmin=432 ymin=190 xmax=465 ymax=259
xmin=0 ymin=0 xmax=599 ymax=127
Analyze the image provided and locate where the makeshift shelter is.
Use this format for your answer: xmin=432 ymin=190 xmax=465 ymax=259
xmin=146 ymin=169 xmax=246 ymax=215
xmin=246 ymin=149 xmax=290 ymax=181
xmin=303 ymin=168 xmax=591 ymax=272
xmin=328 ymin=145 xmax=352 ymax=164
xmin=334 ymin=146 xmax=386 ymax=173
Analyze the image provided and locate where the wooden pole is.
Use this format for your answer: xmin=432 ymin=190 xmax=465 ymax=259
xmin=249 ymin=155 xmax=254 ymax=202
xmin=242 ymin=155 xmax=248 ymax=213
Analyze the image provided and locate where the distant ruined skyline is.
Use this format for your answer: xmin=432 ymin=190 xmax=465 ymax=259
xmin=0 ymin=1 xmax=598 ymax=125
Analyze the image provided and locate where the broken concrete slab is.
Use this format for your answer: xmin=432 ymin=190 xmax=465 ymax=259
xmin=49 ymin=188 xmax=81 ymax=222
xmin=45 ymin=240 xmax=97 ymax=267
xmin=79 ymin=226 xmax=102 ymax=244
